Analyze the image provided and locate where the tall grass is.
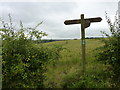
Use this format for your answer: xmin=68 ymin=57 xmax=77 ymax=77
xmin=43 ymin=39 xmax=113 ymax=88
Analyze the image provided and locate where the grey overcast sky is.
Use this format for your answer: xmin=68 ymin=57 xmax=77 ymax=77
xmin=0 ymin=0 xmax=119 ymax=39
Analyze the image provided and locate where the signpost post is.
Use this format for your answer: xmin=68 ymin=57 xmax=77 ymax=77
xmin=64 ymin=14 xmax=102 ymax=74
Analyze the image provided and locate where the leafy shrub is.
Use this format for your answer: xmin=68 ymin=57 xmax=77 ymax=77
xmin=68 ymin=73 xmax=113 ymax=88
xmin=97 ymin=12 xmax=120 ymax=86
xmin=0 ymin=15 xmax=62 ymax=88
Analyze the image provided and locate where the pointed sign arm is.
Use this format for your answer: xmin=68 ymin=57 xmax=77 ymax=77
xmin=64 ymin=17 xmax=102 ymax=25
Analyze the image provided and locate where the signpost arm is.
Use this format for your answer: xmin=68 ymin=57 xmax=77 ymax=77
xmin=81 ymin=14 xmax=86 ymax=74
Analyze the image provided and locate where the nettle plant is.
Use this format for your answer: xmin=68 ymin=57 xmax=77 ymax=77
xmin=0 ymin=14 xmax=62 ymax=88
xmin=97 ymin=12 xmax=120 ymax=85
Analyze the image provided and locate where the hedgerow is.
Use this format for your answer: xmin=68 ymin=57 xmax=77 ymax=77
xmin=0 ymin=14 xmax=62 ymax=88
xmin=97 ymin=12 xmax=120 ymax=87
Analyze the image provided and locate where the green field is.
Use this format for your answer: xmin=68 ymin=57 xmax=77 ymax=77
xmin=43 ymin=39 xmax=113 ymax=88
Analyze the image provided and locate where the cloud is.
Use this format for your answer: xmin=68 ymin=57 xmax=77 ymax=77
xmin=0 ymin=0 xmax=119 ymax=2
xmin=0 ymin=1 xmax=118 ymax=39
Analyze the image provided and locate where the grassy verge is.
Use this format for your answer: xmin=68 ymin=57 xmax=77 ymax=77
xmin=43 ymin=39 xmax=114 ymax=88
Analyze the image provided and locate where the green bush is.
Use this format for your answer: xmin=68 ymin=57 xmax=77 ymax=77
xmin=97 ymin=12 xmax=120 ymax=86
xmin=0 ymin=15 xmax=62 ymax=88
xmin=68 ymin=74 xmax=112 ymax=88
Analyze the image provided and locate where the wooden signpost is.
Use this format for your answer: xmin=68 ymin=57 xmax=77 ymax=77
xmin=64 ymin=14 xmax=102 ymax=74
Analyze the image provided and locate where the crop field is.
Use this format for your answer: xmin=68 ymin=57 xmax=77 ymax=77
xmin=43 ymin=39 xmax=113 ymax=88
